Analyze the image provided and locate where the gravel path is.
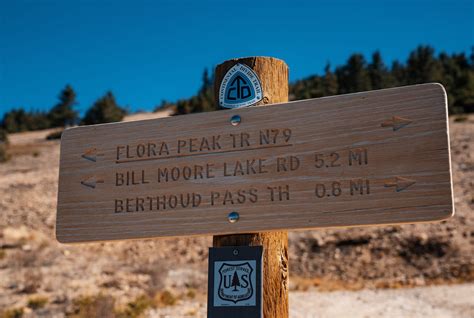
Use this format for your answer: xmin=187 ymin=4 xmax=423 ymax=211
xmin=147 ymin=283 xmax=474 ymax=317
xmin=290 ymin=283 xmax=474 ymax=318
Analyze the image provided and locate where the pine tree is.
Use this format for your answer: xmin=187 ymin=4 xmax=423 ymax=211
xmin=451 ymin=52 xmax=474 ymax=113
xmin=322 ymin=63 xmax=338 ymax=96
xmin=438 ymin=52 xmax=460 ymax=111
xmin=82 ymin=91 xmax=126 ymax=125
xmin=48 ymin=85 xmax=78 ymax=127
xmin=196 ymin=68 xmax=216 ymax=112
xmin=1 ymin=108 xmax=50 ymax=132
xmin=391 ymin=60 xmax=405 ymax=86
xmin=231 ymin=271 xmax=241 ymax=291
xmin=405 ymin=45 xmax=443 ymax=84
xmin=200 ymin=68 xmax=212 ymax=95
xmin=336 ymin=54 xmax=371 ymax=94
xmin=2 ymin=109 xmax=28 ymax=132
xmin=368 ymin=51 xmax=393 ymax=89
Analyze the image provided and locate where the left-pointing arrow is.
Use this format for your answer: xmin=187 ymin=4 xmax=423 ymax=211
xmin=82 ymin=148 xmax=103 ymax=162
xmin=80 ymin=176 xmax=104 ymax=189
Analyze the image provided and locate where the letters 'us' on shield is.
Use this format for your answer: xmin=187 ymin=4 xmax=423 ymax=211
xmin=56 ymin=83 xmax=453 ymax=243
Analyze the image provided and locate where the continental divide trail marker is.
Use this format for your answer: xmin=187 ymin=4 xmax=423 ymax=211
xmin=56 ymin=57 xmax=453 ymax=318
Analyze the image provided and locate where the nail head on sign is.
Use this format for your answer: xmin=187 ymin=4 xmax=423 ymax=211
xmin=228 ymin=211 xmax=239 ymax=223
xmin=230 ymin=115 xmax=241 ymax=126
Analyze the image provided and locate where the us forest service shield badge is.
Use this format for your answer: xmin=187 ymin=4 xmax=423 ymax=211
xmin=216 ymin=261 xmax=255 ymax=305
xmin=208 ymin=246 xmax=263 ymax=318
xmin=219 ymin=63 xmax=263 ymax=109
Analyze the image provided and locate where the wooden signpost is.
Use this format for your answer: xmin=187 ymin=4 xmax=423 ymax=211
xmin=56 ymin=56 xmax=453 ymax=318
xmin=56 ymin=83 xmax=453 ymax=241
xmin=211 ymin=57 xmax=289 ymax=318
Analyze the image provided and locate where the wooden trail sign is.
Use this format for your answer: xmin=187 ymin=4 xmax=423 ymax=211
xmin=56 ymin=83 xmax=453 ymax=243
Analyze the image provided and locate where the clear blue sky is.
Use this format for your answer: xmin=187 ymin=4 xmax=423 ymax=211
xmin=1 ymin=0 xmax=473 ymax=116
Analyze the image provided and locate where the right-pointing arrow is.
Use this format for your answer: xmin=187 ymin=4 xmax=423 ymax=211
xmin=384 ymin=176 xmax=416 ymax=192
xmin=381 ymin=116 xmax=412 ymax=131
xmin=80 ymin=176 xmax=104 ymax=189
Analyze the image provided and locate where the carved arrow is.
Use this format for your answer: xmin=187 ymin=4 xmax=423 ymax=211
xmin=80 ymin=176 xmax=104 ymax=189
xmin=81 ymin=148 xmax=103 ymax=162
xmin=384 ymin=177 xmax=416 ymax=192
xmin=381 ymin=116 xmax=412 ymax=131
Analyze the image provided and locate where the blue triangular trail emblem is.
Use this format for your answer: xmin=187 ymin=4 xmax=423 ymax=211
xmin=219 ymin=63 xmax=263 ymax=109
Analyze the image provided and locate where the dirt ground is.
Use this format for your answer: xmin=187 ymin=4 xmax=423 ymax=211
xmin=146 ymin=283 xmax=474 ymax=318
xmin=0 ymin=112 xmax=473 ymax=317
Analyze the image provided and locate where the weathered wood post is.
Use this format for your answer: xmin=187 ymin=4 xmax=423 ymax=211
xmin=213 ymin=57 xmax=290 ymax=318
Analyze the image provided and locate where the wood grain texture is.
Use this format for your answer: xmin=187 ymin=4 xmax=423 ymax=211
xmin=213 ymin=57 xmax=289 ymax=318
xmin=55 ymin=83 xmax=453 ymax=243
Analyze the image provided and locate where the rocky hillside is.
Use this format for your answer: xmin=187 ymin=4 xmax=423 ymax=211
xmin=0 ymin=113 xmax=472 ymax=316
